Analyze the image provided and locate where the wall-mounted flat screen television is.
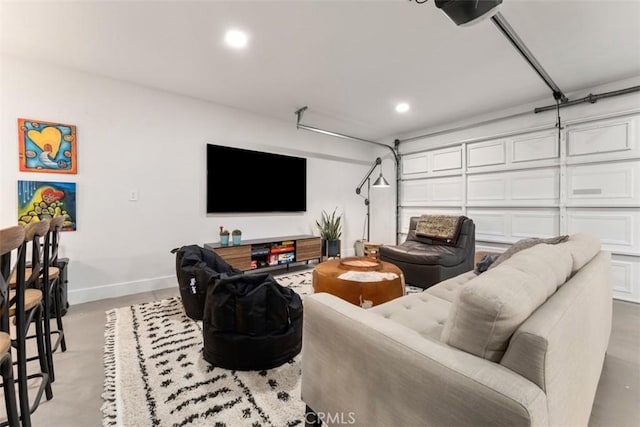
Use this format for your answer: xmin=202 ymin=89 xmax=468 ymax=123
xmin=206 ymin=144 xmax=307 ymax=213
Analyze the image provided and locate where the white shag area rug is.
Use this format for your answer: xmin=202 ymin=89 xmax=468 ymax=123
xmin=102 ymin=269 xmax=422 ymax=426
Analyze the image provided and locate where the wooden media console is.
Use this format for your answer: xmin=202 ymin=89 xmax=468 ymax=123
xmin=204 ymin=235 xmax=322 ymax=271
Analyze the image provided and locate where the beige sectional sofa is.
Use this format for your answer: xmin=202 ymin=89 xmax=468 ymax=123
xmin=301 ymin=234 xmax=612 ymax=426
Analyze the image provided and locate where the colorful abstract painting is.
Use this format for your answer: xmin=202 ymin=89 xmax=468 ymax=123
xmin=18 ymin=118 xmax=77 ymax=174
xmin=18 ymin=181 xmax=77 ymax=231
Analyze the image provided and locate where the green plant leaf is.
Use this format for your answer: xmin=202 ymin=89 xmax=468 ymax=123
xmin=316 ymin=207 xmax=342 ymax=240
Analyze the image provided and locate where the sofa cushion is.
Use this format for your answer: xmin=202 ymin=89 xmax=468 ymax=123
xmin=425 ymin=270 xmax=477 ymax=303
xmin=559 ymin=233 xmax=601 ymax=274
xmin=500 ymin=244 xmax=573 ymax=290
xmin=370 ymin=292 xmax=451 ymax=341
xmin=441 ymin=243 xmax=573 ymax=362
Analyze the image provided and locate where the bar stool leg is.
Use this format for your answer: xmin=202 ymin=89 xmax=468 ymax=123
xmin=52 ymin=280 xmax=66 ymax=353
xmin=42 ymin=291 xmax=55 ymax=383
xmin=35 ymin=305 xmax=53 ymax=401
xmin=16 ymin=313 xmax=32 ymax=427
xmin=1 ymin=353 xmax=19 ymax=427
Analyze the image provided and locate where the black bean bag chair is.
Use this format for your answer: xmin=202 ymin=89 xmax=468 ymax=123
xmin=171 ymin=244 xmax=242 ymax=321
xmin=202 ymin=272 xmax=303 ymax=371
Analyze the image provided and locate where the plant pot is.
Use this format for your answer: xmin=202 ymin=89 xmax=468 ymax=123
xmin=322 ymin=239 xmax=341 ymax=259
xmin=220 ymin=235 xmax=229 ymax=245
xmin=232 ymin=235 xmax=241 ymax=245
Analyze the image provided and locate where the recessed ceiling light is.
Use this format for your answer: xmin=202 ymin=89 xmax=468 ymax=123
xmin=224 ymin=29 xmax=248 ymax=49
xmin=395 ymin=102 xmax=410 ymax=113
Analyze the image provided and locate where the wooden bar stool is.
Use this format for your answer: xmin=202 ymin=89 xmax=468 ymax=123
xmin=6 ymin=221 xmax=52 ymax=427
xmin=11 ymin=217 xmax=68 ymax=383
xmin=40 ymin=216 xmax=66 ymax=382
xmin=0 ymin=225 xmax=23 ymax=427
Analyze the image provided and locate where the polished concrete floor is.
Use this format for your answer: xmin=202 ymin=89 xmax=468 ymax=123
xmin=1 ymin=284 xmax=639 ymax=426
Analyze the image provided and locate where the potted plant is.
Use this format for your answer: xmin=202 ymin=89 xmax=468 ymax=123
xmin=232 ymin=229 xmax=242 ymax=245
xmin=219 ymin=226 xmax=230 ymax=246
xmin=316 ymin=208 xmax=342 ymax=258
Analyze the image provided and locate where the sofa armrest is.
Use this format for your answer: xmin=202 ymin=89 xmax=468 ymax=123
xmin=301 ymin=293 xmax=548 ymax=427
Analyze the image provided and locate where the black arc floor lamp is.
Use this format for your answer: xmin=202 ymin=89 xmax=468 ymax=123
xmin=356 ymin=157 xmax=390 ymax=242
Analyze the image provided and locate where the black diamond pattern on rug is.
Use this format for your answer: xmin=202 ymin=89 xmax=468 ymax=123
xmin=102 ymin=268 xmax=422 ymax=426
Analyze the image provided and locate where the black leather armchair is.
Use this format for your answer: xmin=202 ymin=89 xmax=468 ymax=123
xmin=380 ymin=216 xmax=475 ymax=289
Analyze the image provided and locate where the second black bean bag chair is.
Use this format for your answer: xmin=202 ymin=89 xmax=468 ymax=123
xmin=172 ymin=244 xmax=242 ymax=321
xmin=202 ymin=272 xmax=303 ymax=370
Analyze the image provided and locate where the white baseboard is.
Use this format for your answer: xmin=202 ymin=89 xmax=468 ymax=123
xmin=68 ymin=275 xmax=177 ymax=305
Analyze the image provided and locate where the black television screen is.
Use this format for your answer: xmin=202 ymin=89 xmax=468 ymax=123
xmin=206 ymin=144 xmax=307 ymax=213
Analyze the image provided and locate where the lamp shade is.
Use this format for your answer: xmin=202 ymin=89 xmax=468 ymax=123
xmin=372 ymin=173 xmax=390 ymax=187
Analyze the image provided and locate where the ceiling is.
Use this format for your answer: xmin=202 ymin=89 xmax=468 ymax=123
xmin=2 ymin=0 xmax=640 ymax=142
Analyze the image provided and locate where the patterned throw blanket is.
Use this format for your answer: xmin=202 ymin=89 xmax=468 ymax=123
xmin=415 ymin=215 xmax=465 ymax=244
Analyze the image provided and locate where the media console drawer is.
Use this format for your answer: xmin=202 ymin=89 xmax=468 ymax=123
xmin=211 ymin=245 xmax=252 ymax=270
xmin=296 ymin=238 xmax=322 ymax=261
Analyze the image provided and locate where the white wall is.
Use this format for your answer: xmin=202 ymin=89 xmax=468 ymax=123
xmin=0 ymin=56 xmax=379 ymax=304
xmin=369 ymin=145 xmax=400 ymax=246
xmin=394 ymin=76 xmax=640 ymax=302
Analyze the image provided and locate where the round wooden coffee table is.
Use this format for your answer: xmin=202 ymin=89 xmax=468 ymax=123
xmin=312 ymin=257 xmax=405 ymax=308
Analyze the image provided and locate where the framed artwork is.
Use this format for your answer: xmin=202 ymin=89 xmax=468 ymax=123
xmin=18 ymin=118 xmax=77 ymax=174
xmin=18 ymin=180 xmax=77 ymax=231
